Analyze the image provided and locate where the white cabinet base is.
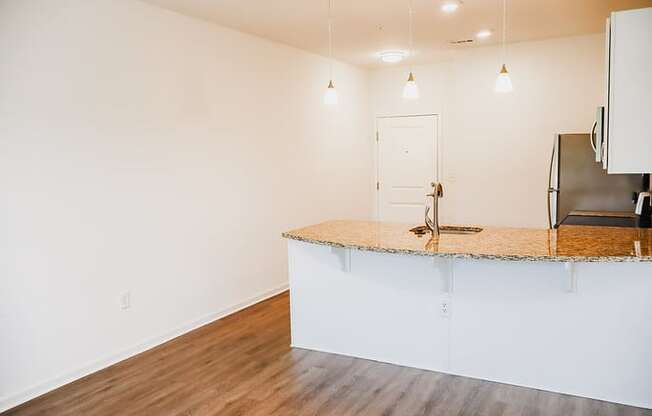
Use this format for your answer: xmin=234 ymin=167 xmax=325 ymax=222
xmin=288 ymin=240 xmax=652 ymax=409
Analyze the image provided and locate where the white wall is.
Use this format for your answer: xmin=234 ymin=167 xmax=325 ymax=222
xmin=371 ymin=34 xmax=605 ymax=228
xmin=0 ymin=1 xmax=610 ymax=408
xmin=0 ymin=0 xmax=372 ymax=410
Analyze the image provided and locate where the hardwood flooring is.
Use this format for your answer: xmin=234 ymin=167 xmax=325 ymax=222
xmin=4 ymin=292 xmax=651 ymax=416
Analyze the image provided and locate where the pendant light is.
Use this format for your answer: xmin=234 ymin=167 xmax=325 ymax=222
xmin=495 ymin=0 xmax=513 ymax=93
xmin=402 ymin=0 xmax=419 ymax=100
xmin=323 ymin=0 xmax=338 ymax=105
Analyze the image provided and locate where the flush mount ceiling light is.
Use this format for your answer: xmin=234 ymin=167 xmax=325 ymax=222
xmin=323 ymin=0 xmax=338 ymax=105
xmin=402 ymin=0 xmax=419 ymax=100
xmin=379 ymin=50 xmax=406 ymax=63
xmin=495 ymin=0 xmax=513 ymax=93
xmin=441 ymin=1 xmax=461 ymax=13
xmin=476 ymin=30 xmax=492 ymax=39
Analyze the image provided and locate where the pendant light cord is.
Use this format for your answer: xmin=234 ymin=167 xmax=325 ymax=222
xmin=501 ymin=0 xmax=507 ymax=62
xmin=408 ymin=0 xmax=414 ymax=72
xmin=328 ymin=0 xmax=333 ymax=80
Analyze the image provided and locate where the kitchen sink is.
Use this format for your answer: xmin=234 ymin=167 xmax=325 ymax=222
xmin=409 ymin=225 xmax=483 ymax=236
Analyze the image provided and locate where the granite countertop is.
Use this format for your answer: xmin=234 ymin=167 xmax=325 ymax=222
xmin=282 ymin=220 xmax=652 ymax=263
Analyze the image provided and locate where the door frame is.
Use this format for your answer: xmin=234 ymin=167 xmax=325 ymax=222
xmin=374 ymin=114 xmax=441 ymax=221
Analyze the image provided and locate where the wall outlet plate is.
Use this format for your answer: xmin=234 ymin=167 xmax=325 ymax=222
xmin=120 ymin=292 xmax=131 ymax=310
xmin=441 ymin=300 xmax=450 ymax=318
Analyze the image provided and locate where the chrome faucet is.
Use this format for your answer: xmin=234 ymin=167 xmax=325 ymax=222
xmin=425 ymin=182 xmax=444 ymax=237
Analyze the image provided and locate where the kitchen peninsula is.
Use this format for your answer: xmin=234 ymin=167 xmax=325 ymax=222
xmin=283 ymin=221 xmax=652 ymax=409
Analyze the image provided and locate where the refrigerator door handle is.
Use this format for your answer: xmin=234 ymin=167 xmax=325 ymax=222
xmin=590 ymin=121 xmax=598 ymax=152
xmin=547 ymin=140 xmax=559 ymax=229
xmin=547 ymin=186 xmax=560 ymax=229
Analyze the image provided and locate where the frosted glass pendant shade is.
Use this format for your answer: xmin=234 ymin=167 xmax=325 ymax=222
xmin=402 ymin=72 xmax=420 ymax=100
xmin=324 ymin=80 xmax=338 ymax=105
xmin=495 ymin=64 xmax=513 ymax=93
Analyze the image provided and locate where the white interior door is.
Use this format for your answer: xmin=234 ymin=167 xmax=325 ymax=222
xmin=377 ymin=115 xmax=437 ymax=223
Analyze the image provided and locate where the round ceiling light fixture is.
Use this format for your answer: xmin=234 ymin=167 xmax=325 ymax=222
xmin=476 ymin=30 xmax=492 ymax=39
xmin=379 ymin=50 xmax=406 ymax=63
xmin=441 ymin=1 xmax=461 ymax=13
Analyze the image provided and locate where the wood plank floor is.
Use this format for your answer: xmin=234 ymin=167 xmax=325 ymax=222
xmin=5 ymin=291 xmax=651 ymax=416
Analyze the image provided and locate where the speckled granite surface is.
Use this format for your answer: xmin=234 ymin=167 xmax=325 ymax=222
xmin=282 ymin=220 xmax=652 ymax=263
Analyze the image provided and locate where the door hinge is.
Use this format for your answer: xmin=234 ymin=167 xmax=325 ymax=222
xmin=376 ymin=131 xmax=379 ymax=142
xmin=376 ymin=181 xmax=380 ymax=191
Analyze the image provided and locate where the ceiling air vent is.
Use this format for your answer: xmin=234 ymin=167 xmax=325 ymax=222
xmin=450 ymin=39 xmax=474 ymax=45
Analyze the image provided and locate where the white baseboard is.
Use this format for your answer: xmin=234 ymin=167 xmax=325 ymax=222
xmin=0 ymin=284 xmax=289 ymax=413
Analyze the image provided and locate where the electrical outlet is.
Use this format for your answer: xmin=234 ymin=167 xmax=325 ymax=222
xmin=441 ymin=300 xmax=450 ymax=318
xmin=120 ymin=292 xmax=131 ymax=310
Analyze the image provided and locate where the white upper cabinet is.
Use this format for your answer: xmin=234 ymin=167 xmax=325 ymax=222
xmin=606 ymin=8 xmax=652 ymax=174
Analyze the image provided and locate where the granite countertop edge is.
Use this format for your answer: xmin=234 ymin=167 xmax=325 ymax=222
xmin=281 ymin=232 xmax=652 ymax=264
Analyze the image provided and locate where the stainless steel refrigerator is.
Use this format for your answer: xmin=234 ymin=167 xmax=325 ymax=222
xmin=547 ymin=133 xmax=642 ymax=228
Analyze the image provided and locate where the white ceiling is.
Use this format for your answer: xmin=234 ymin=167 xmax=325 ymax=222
xmin=142 ymin=0 xmax=652 ymax=68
